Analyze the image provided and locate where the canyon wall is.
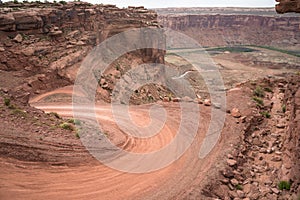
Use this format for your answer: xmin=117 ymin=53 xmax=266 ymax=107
xmin=0 ymin=2 xmax=164 ymax=103
xmin=158 ymin=13 xmax=300 ymax=48
xmin=283 ymin=77 xmax=300 ymax=193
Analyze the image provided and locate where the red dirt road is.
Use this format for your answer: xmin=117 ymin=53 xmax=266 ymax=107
xmin=0 ymin=86 xmax=249 ymax=199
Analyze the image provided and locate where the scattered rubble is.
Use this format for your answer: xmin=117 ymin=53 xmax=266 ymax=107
xmin=202 ymin=76 xmax=300 ymax=199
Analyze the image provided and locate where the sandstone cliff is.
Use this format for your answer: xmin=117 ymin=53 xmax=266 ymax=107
xmin=158 ymin=9 xmax=300 ymax=48
xmin=0 ymin=2 xmax=164 ymax=103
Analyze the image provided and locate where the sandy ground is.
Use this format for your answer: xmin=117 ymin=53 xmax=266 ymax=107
xmin=0 ymin=83 xmax=251 ymax=200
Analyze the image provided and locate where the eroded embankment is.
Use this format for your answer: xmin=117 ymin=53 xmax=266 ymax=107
xmin=201 ymin=75 xmax=300 ymax=200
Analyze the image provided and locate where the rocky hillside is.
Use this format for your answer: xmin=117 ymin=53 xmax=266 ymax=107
xmin=157 ymin=8 xmax=300 ymax=49
xmin=0 ymin=1 xmax=164 ymax=104
xmin=201 ymin=75 xmax=300 ymax=199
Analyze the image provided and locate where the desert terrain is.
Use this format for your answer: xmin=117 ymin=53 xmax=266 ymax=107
xmin=0 ymin=1 xmax=300 ymax=200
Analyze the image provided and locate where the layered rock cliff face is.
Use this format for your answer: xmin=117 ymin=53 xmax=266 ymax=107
xmin=0 ymin=2 xmax=164 ymax=103
xmin=158 ymin=12 xmax=300 ymax=48
xmin=283 ymin=77 xmax=300 ymax=194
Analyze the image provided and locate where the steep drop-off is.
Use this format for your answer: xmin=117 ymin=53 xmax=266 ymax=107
xmin=0 ymin=2 xmax=164 ymax=103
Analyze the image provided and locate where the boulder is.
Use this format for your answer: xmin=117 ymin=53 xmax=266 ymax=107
xmin=172 ymin=97 xmax=181 ymax=102
xmin=204 ymin=99 xmax=211 ymax=106
xmin=213 ymin=103 xmax=221 ymax=109
xmin=194 ymin=98 xmax=203 ymax=104
xmin=236 ymin=190 xmax=245 ymax=198
xmin=49 ymin=30 xmax=63 ymax=36
xmin=13 ymin=34 xmax=23 ymax=43
xmin=163 ymin=96 xmax=170 ymax=102
xmin=76 ymin=41 xmax=86 ymax=46
xmin=240 ymin=116 xmax=247 ymax=123
xmin=230 ymin=178 xmax=239 ymax=186
xmin=227 ymin=159 xmax=237 ymax=167
xmin=271 ymin=187 xmax=280 ymax=194
xmin=22 ymin=47 xmax=35 ymax=56
xmin=276 ymin=123 xmax=286 ymax=128
xmin=231 ymin=108 xmax=241 ymax=118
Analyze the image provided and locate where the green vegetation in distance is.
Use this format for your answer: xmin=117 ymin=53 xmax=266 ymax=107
xmin=248 ymin=45 xmax=300 ymax=57
xmin=206 ymin=46 xmax=257 ymax=53
xmin=168 ymin=45 xmax=300 ymax=58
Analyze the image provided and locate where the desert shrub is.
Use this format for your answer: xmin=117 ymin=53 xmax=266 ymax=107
xmin=282 ymin=104 xmax=286 ymax=113
xmin=50 ymin=125 xmax=56 ymax=130
xmin=103 ymin=131 xmax=109 ymax=136
xmin=253 ymin=86 xmax=265 ymax=98
xmin=75 ymin=132 xmax=80 ymax=139
xmin=12 ymin=108 xmax=27 ymax=117
xmin=4 ymin=98 xmax=10 ymax=106
xmin=67 ymin=118 xmax=81 ymax=125
xmin=50 ymin=112 xmax=61 ymax=119
xmin=20 ymin=33 xmax=29 ymax=40
xmin=115 ymin=63 xmax=120 ymax=71
xmin=59 ymin=0 xmax=66 ymax=4
xmin=67 ymin=118 xmax=75 ymax=123
xmin=74 ymin=119 xmax=81 ymax=125
xmin=278 ymin=181 xmax=291 ymax=190
xmin=8 ymin=104 xmax=16 ymax=109
xmin=252 ymin=96 xmax=264 ymax=106
xmin=264 ymin=87 xmax=273 ymax=93
xmin=261 ymin=111 xmax=271 ymax=118
xmin=59 ymin=122 xmax=74 ymax=131
xmin=236 ymin=184 xmax=243 ymax=190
